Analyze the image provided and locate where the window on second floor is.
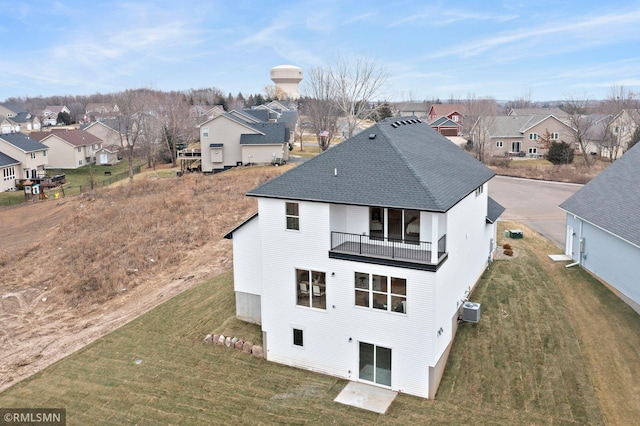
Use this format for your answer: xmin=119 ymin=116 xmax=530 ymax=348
xmin=296 ymin=269 xmax=326 ymax=309
xmin=30 ymin=152 xmax=36 ymax=159
xmin=286 ymin=202 xmax=299 ymax=230
xmin=355 ymin=272 xmax=406 ymax=314
xmin=496 ymin=141 xmax=503 ymax=148
xmin=202 ymin=127 xmax=209 ymax=137
xmin=452 ymin=115 xmax=459 ymax=122
xmin=529 ymin=133 xmax=537 ymax=140
xmin=550 ymin=132 xmax=559 ymax=140
xmin=475 ymin=185 xmax=484 ymax=196
xmin=78 ymin=147 xmax=82 ymax=152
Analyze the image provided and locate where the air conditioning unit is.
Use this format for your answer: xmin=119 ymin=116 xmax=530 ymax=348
xmin=462 ymin=302 xmax=481 ymax=323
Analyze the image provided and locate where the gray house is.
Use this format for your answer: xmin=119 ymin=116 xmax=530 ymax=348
xmin=559 ymin=143 xmax=640 ymax=313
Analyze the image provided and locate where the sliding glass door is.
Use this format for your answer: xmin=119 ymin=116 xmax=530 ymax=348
xmin=359 ymin=342 xmax=392 ymax=386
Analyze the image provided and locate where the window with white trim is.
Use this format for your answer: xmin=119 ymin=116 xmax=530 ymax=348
xmin=496 ymin=141 xmax=503 ymax=148
xmin=296 ymin=269 xmax=326 ymax=309
xmin=355 ymin=272 xmax=406 ymax=314
xmin=475 ymin=184 xmax=484 ymax=196
xmin=286 ymin=202 xmax=299 ymax=230
xmin=528 ymin=147 xmax=538 ymax=154
xmin=550 ymin=132 xmax=559 ymax=140
xmin=202 ymin=127 xmax=209 ymax=137
xmin=529 ymin=133 xmax=537 ymax=140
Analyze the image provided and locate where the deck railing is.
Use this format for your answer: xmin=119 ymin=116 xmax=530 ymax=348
xmin=330 ymin=231 xmax=443 ymax=264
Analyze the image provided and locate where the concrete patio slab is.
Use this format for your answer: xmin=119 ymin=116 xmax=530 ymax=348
xmin=548 ymin=254 xmax=572 ymax=261
xmin=334 ymin=382 xmax=397 ymax=414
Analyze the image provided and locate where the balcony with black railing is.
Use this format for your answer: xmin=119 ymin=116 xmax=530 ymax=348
xmin=329 ymin=231 xmax=448 ymax=272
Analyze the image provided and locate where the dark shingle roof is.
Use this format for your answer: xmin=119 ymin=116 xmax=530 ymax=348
xmin=0 ymin=151 xmax=20 ymax=167
xmin=240 ymin=122 xmax=287 ymax=145
xmin=559 ymin=143 xmax=640 ymax=247
xmin=248 ymin=118 xmax=496 ymax=212
xmin=487 ymin=196 xmax=505 ymax=224
xmin=34 ymin=129 xmax=102 ymax=147
xmin=0 ymin=133 xmax=49 ymax=152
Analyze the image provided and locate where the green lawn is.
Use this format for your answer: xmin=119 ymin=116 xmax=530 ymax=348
xmin=2 ymin=222 xmax=639 ymax=424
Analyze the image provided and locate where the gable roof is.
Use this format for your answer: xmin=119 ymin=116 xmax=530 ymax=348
xmin=248 ymin=117 xmax=496 ymax=212
xmin=559 ymin=143 xmax=640 ymax=247
xmin=199 ymin=112 xmax=264 ymax=134
xmin=0 ymin=133 xmax=49 ymax=152
xmin=81 ymin=118 xmax=123 ymax=134
xmin=429 ymin=116 xmax=459 ymax=127
xmin=0 ymin=151 xmax=20 ymax=167
xmin=33 ymin=129 xmax=102 ymax=147
xmin=429 ymin=103 xmax=467 ymax=117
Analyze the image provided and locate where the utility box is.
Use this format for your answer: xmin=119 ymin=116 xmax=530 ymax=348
xmin=509 ymin=229 xmax=523 ymax=239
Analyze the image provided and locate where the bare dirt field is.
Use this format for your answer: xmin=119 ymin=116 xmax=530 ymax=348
xmin=0 ymin=166 xmax=285 ymax=392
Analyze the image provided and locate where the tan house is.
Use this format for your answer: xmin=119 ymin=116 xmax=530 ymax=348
xmin=41 ymin=105 xmax=71 ymax=126
xmin=31 ymin=130 xmax=102 ymax=169
xmin=0 ymin=133 xmax=49 ymax=180
xmin=609 ymin=109 xmax=639 ymax=152
xmin=197 ymin=111 xmax=290 ymax=173
xmin=81 ymin=119 xmax=124 ymax=147
xmin=0 ymin=151 xmax=21 ymax=192
xmin=473 ymin=114 xmax=574 ymax=157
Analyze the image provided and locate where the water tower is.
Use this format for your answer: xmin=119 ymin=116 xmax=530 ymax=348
xmin=270 ymin=65 xmax=303 ymax=100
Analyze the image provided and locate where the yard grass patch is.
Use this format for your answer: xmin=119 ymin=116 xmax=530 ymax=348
xmin=2 ymin=222 xmax=640 ymax=424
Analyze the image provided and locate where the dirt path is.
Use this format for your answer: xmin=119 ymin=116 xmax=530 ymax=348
xmin=0 ymin=195 xmax=229 ymax=392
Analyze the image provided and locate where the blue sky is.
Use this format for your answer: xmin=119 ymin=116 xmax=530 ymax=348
xmin=1 ymin=0 xmax=639 ymax=102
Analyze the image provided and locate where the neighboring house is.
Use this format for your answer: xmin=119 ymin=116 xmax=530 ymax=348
xmin=473 ymin=114 xmax=574 ymax=157
xmin=397 ymin=102 xmax=428 ymax=118
xmin=223 ymin=117 xmax=504 ymax=399
xmin=507 ymin=107 xmax=568 ymax=118
xmin=0 ymin=103 xmax=26 ymax=118
xmin=41 ymin=105 xmax=71 ymax=126
xmin=428 ymin=116 xmax=461 ymax=137
xmin=31 ymin=130 xmax=102 ymax=169
xmin=559 ymin=143 xmax=640 ymax=314
xmin=197 ymin=111 xmax=290 ymax=173
xmin=85 ymin=103 xmax=120 ymax=121
xmin=609 ymin=109 xmax=639 ymax=152
xmin=427 ymin=103 xmax=467 ymax=124
xmin=11 ymin=112 xmax=41 ymax=131
xmin=0 ymin=151 xmax=20 ymax=192
xmin=0 ymin=117 xmax=19 ymax=134
xmin=81 ymin=119 xmax=124 ymax=147
xmin=0 ymin=133 xmax=49 ymax=179
xmin=94 ymin=145 xmax=120 ymax=165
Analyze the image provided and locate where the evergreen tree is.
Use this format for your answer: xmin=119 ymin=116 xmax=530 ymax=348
xmin=546 ymin=141 xmax=574 ymax=164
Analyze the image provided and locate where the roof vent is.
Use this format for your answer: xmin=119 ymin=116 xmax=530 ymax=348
xmin=368 ymin=133 xmax=376 ymax=139
xmin=391 ymin=123 xmax=398 ymax=128
xmin=417 ymin=119 xmax=422 ymax=123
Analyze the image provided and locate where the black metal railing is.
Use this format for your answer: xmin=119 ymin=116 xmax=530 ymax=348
xmin=331 ymin=231 xmax=442 ymax=263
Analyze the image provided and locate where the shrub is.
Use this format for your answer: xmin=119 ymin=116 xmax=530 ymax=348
xmin=547 ymin=141 xmax=574 ymax=165
xmin=503 ymin=243 xmax=511 ymax=250
xmin=504 ymin=249 xmax=514 ymax=256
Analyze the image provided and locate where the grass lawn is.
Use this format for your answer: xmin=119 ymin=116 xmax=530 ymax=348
xmin=2 ymin=222 xmax=639 ymax=424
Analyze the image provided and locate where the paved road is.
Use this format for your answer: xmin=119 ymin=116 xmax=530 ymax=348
xmin=489 ymin=176 xmax=582 ymax=248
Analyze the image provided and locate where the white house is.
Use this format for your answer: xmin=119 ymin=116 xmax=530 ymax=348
xmin=0 ymin=133 xmax=49 ymax=180
xmin=559 ymin=143 xmax=640 ymax=314
xmin=224 ymin=117 xmax=504 ymax=399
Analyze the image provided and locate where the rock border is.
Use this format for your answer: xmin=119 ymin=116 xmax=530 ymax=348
xmin=204 ymin=333 xmax=263 ymax=358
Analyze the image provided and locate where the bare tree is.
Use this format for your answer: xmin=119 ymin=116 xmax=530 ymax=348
xmin=329 ymin=56 xmax=389 ymax=138
xmin=598 ymin=86 xmax=639 ymax=161
xmin=113 ymin=89 xmax=152 ymax=183
xmin=465 ymin=94 xmax=498 ymax=162
xmin=301 ymin=67 xmax=340 ymax=151
xmin=156 ymin=91 xmax=190 ymax=166
xmin=563 ymin=97 xmax=597 ymax=167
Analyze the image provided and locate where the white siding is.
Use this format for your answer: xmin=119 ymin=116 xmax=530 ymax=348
xmin=232 ymin=215 xmax=262 ymax=297
xmin=241 ymin=144 xmax=286 ymax=165
xmin=567 ymin=214 xmax=640 ymax=313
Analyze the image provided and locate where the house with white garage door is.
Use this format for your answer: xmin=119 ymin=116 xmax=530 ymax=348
xmin=560 ymin=143 xmax=640 ymax=314
xmin=224 ymin=117 xmax=504 ymax=398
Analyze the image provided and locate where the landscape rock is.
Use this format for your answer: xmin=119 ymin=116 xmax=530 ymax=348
xmin=242 ymin=341 xmax=253 ymax=353
xmin=204 ymin=334 xmax=213 ymax=344
xmin=252 ymin=345 xmax=263 ymax=358
xmin=225 ymin=336 xmax=232 ymax=347
xmin=234 ymin=339 xmax=244 ymax=350
xmin=217 ymin=335 xmax=225 ymax=345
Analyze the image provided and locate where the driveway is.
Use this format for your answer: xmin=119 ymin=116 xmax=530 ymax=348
xmin=489 ymin=176 xmax=582 ymax=248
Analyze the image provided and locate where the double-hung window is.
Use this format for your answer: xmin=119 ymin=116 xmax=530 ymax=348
xmin=286 ymin=202 xmax=299 ymax=230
